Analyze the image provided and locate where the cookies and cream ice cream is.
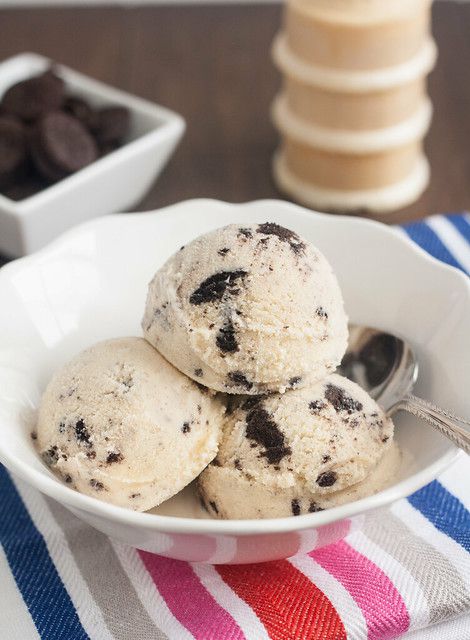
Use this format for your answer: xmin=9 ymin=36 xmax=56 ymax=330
xmin=142 ymin=222 xmax=348 ymax=395
xmin=36 ymin=337 xmax=222 ymax=511
xmin=198 ymin=374 xmax=398 ymax=519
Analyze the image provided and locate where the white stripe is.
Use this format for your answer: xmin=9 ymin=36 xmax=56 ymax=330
xmin=427 ymin=215 xmax=470 ymax=272
xmin=438 ymin=453 xmax=470 ymax=511
xmin=12 ymin=479 xmax=115 ymax=640
xmin=392 ymin=500 xmax=470 ymax=593
xmin=111 ymin=542 xmax=193 ymax=640
xmin=192 ymin=563 xmax=270 ymax=640
xmin=290 ymin=554 xmax=367 ymax=640
xmin=402 ymin=613 xmax=470 ymax=639
xmin=0 ymin=546 xmax=41 ymax=640
xmin=347 ymin=529 xmax=430 ymax=631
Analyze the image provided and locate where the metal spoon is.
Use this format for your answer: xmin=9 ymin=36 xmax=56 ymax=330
xmin=338 ymin=325 xmax=470 ymax=454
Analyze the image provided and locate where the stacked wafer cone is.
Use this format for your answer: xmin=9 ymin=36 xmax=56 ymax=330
xmin=272 ymin=0 xmax=436 ymax=213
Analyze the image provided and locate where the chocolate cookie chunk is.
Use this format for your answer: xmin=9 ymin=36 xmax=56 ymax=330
xmin=0 ymin=116 xmax=27 ymax=188
xmin=31 ymin=111 xmax=98 ymax=182
xmin=93 ymin=106 xmax=130 ymax=145
xmin=2 ymin=69 xmax=65 ymax=122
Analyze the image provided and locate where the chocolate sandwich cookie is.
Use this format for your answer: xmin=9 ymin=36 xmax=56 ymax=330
xmin=2 ymin=69 xmax=65 ymax=122
xmin=31 ymin=111 xmax=98 ymax=182
xmin=62 ymin=96 xmax=96 ymax=130
xmin=0 ymin=116 xmax=28 ymax=188
xmin=93 ymin=106 xmax=130 ymax=145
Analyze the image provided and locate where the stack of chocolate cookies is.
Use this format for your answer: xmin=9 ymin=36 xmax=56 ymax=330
xmin=0 ymin=68 xmax=130 ymax=200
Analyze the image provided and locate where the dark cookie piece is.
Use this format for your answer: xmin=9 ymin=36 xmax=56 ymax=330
xmin=216 ymin=319 xmax=238 ymax=353
xmin=291 ymin=499 xmax=301 ymax=516
xmin=238 ymin=228 xmax=252 ymax=239
xmin=189 ymin=270 xmax=247 ymax=305
xmin=30 ymin=431 xmax=38 ymax=440
xmin=245 ymin=407 xmax=291 ymax=465
xmin=64 ymin=474 xmax=73 ymax=484
xmin=130 ymin=493 xmax=141 ymax=499
xmin=62 ymin=96 xmax=96 ymax=129
xmin=289 ymin=376 xmax=302 ymax=388
xmin=227 ymin=371 xmax=253 ymax=391
xmin=194 ymin=368 xmax=203 ymax=378
xmin=309 ymin=400 xmax=326 ymax=413
xmin=218 ymin=247 xmax=230 ymax=257
xmin=316 ymin=470 xmax=337 ymax=487
xmin=257 ymin=222 xmax=305 ymax=255
xmin=308 ymin=502 xmax=324 ymax=513
xmin=98 ymin=141 xmax=120 ymax=158
xmin=234 ymin=459 xmax=242 ymax=470
xmin=2 ymin=69 xmax=65 ymax=122
xmin=75 ymin=419 xmax=92 ymax=446
xmin=31 ymin=111 xmax=98 ymax=182
xmin=315 ymin=306 xmax=328 ymax=319
xmin=89 ymin=479 xmax=106 ymax=491
xmin=0 ymin=116 xmax=27 ymax=188
xmin=325 ymin=384 xmax=363 ymax=414
xmin=92 ymin=107 xmax=130 ymax=146
xmin=41 ymin=445 xmax=59 ymax=466
xmin=181 ymin=422 xmax=191 ymax=434
xmin=322 ymin=454 xmax=331 ymax=464
xmin=106 ymin=451 xmax=123 ymax=464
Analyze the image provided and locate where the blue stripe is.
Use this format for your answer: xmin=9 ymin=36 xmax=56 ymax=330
xmin=0 ymin=465 xmax=89 ymax=640
xmin=408 ymin=480 xmax=470 ymax=553
xmin=402 ymin=220 xmax=465 ymax=272
xmin=446 ymin=214 xmax=470 ymax=247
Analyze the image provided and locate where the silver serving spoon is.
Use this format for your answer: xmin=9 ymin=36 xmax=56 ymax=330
xmin=338 ymin=325 xmax=470 ymax=454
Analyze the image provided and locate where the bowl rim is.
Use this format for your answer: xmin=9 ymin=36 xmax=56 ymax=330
xmin=0 ymin=198 xmax=467 ymax=535
xmin=0 ymin=51 xmax=185 ymax=214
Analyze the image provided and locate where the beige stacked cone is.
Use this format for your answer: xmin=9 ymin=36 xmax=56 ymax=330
xmin=272 ymin=0 xmax=437 ymax=213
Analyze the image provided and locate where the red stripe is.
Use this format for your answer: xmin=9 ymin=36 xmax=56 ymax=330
xmin=217 ymin=560 xmax=347 ymax=640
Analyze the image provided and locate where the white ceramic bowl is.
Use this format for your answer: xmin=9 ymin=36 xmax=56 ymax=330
xmin=0 ymin=199 xmax=468 ymax=564
xmin=0 ymin=53 xmax=185 ymax=258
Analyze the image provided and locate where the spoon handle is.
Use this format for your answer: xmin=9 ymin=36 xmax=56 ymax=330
xmin=400 ymin=394 xmax=470 ymax=454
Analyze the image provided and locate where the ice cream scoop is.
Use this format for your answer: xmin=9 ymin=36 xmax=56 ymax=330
xmin=36 ymin=337 xmax=222 ymax=511
xmin=142 ymin=222 xmax=348 ymax=394
xmin=198 ymin=373 xmax=397 ymax=519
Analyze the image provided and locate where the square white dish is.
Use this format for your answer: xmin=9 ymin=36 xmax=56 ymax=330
xmin=0 ymin=52 xmax=185 ymax=258
xmin=0 ymin=199 xmax=468 ymax=564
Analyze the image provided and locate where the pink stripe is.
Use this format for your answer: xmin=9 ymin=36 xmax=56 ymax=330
xmin=311 ymin=540 xmax=410 ymax=640
xmin=139 ymin=551 xmax=245 ymax=640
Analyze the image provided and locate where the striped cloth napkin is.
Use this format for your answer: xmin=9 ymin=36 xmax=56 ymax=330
xmin=0 ymin=213 xmax=469 ymax=640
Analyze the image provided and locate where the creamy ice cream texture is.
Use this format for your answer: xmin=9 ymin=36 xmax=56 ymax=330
xmin=36 ymin=337 xmax=222 ymax=511
xmin=142 ymin=222 xmax=348 ymax=395
xmin=198 ymin=373 xmax=398 ymax=519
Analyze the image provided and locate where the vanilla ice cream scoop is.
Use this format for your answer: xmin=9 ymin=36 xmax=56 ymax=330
xmin=142 ymin=222 xmax=348 ymax=394
xmin=36 ymin=337 xmax=222 ymax=511
xmin=198 ymin=373 xmax=398 ymax=518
